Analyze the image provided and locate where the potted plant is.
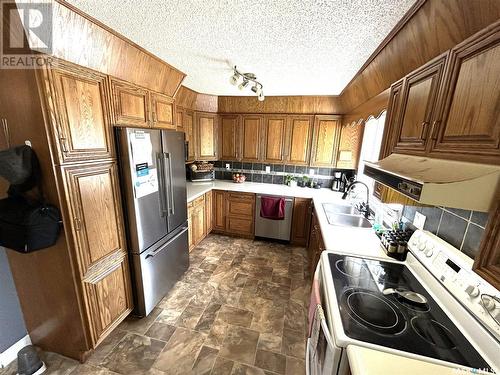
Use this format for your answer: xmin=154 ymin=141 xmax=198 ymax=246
xmin=299 ymin=175 xmax=310 ymax=188
xmin=284 ymin=174 xmax=297 ymax=187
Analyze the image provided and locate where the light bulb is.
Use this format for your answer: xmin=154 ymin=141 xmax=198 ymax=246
xmin=229 ymin=73 xmax=239 ymax=85
xmin=238 ymin=80 xmax=249 ymax=90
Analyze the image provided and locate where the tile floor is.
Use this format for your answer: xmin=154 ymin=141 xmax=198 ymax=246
xmin=1 ymin=234 xmax=311 ymax=375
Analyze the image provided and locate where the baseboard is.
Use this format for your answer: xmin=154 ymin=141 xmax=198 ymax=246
xmin=0 ymin=334 xmax=31 ymax=368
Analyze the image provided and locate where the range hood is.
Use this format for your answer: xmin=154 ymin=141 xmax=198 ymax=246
xmin=364 ymin=154 xmax=500 ymax=212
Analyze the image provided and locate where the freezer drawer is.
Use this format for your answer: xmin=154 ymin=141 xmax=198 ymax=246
xmin=255 ymin=195 xmax=293 ymax=241
xmin=131 ymin=225 xmax=189 ymax=316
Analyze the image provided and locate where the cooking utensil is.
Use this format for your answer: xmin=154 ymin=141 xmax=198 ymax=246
xmin=383 ymin=288 xmax=428 ymax=305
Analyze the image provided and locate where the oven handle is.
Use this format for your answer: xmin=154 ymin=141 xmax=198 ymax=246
xmin=256 ymin=195 xmax=294 ymax=203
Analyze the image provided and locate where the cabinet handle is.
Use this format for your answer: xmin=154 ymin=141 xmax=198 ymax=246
xmin=431 ymin=120 xmax=441 ymax=140
xmin=421 ymin=121 xmax=429 ymax=140
xmin=60 ymin=137 xmax=68 ymax=152
xmin=74 ymin=217 xmax=82 ymax=231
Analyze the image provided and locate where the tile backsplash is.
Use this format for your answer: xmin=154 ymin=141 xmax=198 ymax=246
xmin=402 ymin=205 xmax=489 ymax=259
xmin=212 ymin=160 xmax=355 ymax=189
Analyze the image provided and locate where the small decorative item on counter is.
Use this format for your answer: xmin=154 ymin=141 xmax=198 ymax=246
xmin=232 ymin=173 xmax=246 ymax=183
xmin=300 ymin=175 xmax=310 ymax=188
xmin=312 ymin=180 xmax=323 ymax=189
xmin=284 ymin=174 xmax=297 ymax=187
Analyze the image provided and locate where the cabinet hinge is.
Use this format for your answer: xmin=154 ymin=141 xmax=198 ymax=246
xmin=60 ymin=137 xmax=68 ymax=152
xmin=431 ymin=120 xmax=441 ymax=140
xmin=74 ymin=217 xmax=82 ymax=231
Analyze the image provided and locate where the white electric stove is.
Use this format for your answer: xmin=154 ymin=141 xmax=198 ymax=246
xmin=308 ymin=229 xmax=500 ymax=374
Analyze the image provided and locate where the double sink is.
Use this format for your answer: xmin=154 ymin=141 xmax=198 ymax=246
xmin=322 ymin=203 xmax=372 ymax=228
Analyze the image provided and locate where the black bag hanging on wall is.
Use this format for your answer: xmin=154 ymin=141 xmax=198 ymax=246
xmin=0 ymin=146 xmax=62 ymax=253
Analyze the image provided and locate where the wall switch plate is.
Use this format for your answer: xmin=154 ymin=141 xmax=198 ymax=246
xmin=225 ymin=164 xmax=230 ymax=170
xmin=413 ymin=211 xmax=426 ymax=230
xmin=265 ymin=166 xmax=271 ymax=173
xmin=309 ymin=168 xmax=315 ymax=175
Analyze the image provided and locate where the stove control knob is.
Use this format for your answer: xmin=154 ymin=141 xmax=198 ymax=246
xmin=418 ymin=242 xmax=426 ymax=251
xmin=465 ymin=285 xmax=480 ymax=298
xmin=425 ymin=248 xmax=434 ymax=257
xmin=482 ymin=295 xmax=499 ymax=311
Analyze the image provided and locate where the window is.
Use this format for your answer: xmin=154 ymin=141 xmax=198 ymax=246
xmin=357 ymin=112 xmax=386 ymax=191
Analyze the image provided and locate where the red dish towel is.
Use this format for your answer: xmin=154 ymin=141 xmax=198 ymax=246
xmin=260 ymin=196 xmax=285 ymax=220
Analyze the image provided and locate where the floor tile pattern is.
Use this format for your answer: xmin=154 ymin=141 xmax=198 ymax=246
xmin=0 ymin=234 xmax=310 ymax=375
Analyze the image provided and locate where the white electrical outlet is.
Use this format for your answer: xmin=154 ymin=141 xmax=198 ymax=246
xmin=309 ymin=168 xmax=315 ymax=175
xmin=225 ymin=164 xmax=230 ymax=170
xmin=413 ymin=211 xmax=426 ymax=230
xmin=265 ymin=166 xmax=271 ymax=173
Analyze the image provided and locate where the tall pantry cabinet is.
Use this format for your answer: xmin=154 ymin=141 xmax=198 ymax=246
xmin=0 ymin=59 xmax=133 ymax=362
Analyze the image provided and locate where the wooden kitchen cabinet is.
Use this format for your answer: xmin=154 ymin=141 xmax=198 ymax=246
xmin=212 ymin=190 xmax=255 ymax=237
xmin=49 ymin=62 xmax=114 ymax=163
xmin=150 ymin=92 xmax=175 ymax=129
xmin=392 ymin=54 xmax=447 ymax=155
xmin=185 ymin=110 xmax=196 ymax=162
xmin=285 ymin=115 xmax=313 ymax=166
xmin=307 ymin=210 xmax=324 ymax=278
xmin=205 ymin=190 xmax=213 ymax=234
xmin=188 ymin=195 xmax=206 ymax=250
xmin=196 ymin=112 xmax=218 ymax=160
xmin=219 ymin=114 xmax=241 ymax=160
xmin=291 ymin=198 xmax=312 ymax=246
xmin=176 ymin=107 xmax=185 ymax=133
xmin=187 ymin=201 xmax=194 ymax=251
xmin=110 ymin=79 xmax=150 ymax=127
xmin=263 ymin=115 xmax=287 ymax=163
xmin=310 ymin=115 xmax=342 ymax=167
xmin=226 ymin=192 xmax=255 ymax=237
xmin=430 ymin=24 xmax=500 ymax=163
xmin=336 ymin=122 xmax=364 ymax=169
xmin=213 ymin=190 xmax=226 ymax=232
xmin=61 ymin=161 xmax=126 ymax=272
xmin=241 ymin=115 xmax=263 ymax=162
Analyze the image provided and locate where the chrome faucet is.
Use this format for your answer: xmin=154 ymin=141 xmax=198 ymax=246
xmin=342 ymin=181 xmax=370 ymax=219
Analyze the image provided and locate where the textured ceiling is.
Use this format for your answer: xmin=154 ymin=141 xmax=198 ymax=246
xmin=66 ymin=0 xmax=415 ymax=96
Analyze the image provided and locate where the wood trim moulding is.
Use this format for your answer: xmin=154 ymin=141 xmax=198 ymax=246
xmin=342 ymin=88 xmax=390 ymax=126
xmin=175 ymin=86 xmax=218 ymax=113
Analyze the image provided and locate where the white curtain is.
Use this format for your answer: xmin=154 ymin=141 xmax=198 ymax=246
xmin=357 ymin=112 xmax=386 ymax=191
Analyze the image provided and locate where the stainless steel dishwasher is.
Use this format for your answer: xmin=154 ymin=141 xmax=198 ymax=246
xmin=255 ymin=195 xmax=294 ymax=241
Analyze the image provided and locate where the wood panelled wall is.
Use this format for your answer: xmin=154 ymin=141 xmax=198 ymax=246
xmin=218 ymin=95 xmax=342 ymax=114
xmin=340 ymin=0 xmax=500 ymax=113
xmin=32 ymin=1 xmax=186 ymax=97
xmin=175 ymin=86 xmax=218 ymax=113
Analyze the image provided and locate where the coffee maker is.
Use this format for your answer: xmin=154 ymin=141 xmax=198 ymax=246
xmin=331 ymin=170 xmax=356 ymax=192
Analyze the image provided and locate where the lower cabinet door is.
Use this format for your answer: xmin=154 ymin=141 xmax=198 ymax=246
xmin=193 ymin=205 xmax=206 ymax=245
xmin=213 ymin=190 xmax=226 ymax=232
xmin=226 ymin=216 xmax=254 ymax=236
xmin=205 ymin=191 xmax=213 ymax=233
xmin=188 ymin=203 xmax=194 ymax=251
xmin=291 ymin=198 xmax=312 ymax=246
xmin=83 ymin=254 xmax=133 ymax=345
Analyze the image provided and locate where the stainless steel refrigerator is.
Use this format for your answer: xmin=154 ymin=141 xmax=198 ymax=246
xmin=116 ymin=127 xmax=189 ymax=317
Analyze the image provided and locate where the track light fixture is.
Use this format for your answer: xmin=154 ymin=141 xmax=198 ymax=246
xmin=229 ymin=66 xmax=264 ymax=101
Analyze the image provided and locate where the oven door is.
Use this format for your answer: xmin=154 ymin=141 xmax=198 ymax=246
xmin=307 ymin=262 xmax=345 ymax=375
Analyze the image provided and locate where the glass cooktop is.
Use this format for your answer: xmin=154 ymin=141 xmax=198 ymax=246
xmin=328 ymin=253 xmax=492 ymax=371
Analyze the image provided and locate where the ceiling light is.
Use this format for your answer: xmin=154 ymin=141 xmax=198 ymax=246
xmin=229 ymin=66 xmax=265 ymax=101
xmin=238 ymin=80 xmax=249 ymax=90
xmin=229 ymin=73 xmax=239 ymax=85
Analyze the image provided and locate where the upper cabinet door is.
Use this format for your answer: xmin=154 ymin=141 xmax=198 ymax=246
xmin=61 ymin=161 xmax=126 ymax=275
xmin=286 ymin=115 xmax=313 ymax=166
xmin=176 ymin=107 xmax=185 ymax=133
xmin=110 ymin=79 xmax=150 ymax=127
xmin=336 ymin=122 xmax=363 ymax=169
xmin=241 ymin=115 xmax=263 ymax=162
xmin=219 ymin=115 xmax=241 ymax=161
xmin=431 ymin=24 xmax=500 ymax=163
xmin=392 ymin=55 xmax=447 ymax=154
xmin=196 ymin=112 xmax=218 ymax=160
xmin=150 ymin=93 xmax=175 ymax=129
xmin=263 ymin=115 xmax=287 ymax=163
xmin=49 ymin=62 xmax=114 ymax=163
xmin=185 ymin=110 xmax=196 ymax=161
xmin=310 ymin=115 xmax=342 ymax=167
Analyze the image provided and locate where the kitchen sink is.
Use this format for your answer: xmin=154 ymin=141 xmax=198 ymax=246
xmin=322 ymin=203 xmax=372 ymax=228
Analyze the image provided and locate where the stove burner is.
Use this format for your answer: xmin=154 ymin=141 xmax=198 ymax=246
xmin=343 ymin=289 xmax=406 ymax=335
xmin=411 ymin=317 xmax=457 ymax=349
xmin=335 ymin=259 xmax=371 ymax=279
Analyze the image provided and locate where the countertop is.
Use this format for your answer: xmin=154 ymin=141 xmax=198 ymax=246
xmin=186 ymin=181 xmax=386 ymax=258
xmin=347 ymin=345 xmax=489 ymax=375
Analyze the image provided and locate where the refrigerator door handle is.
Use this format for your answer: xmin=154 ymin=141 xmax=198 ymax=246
xmin=167 ymin=152 xmax=175 ymax=216
xmin=162 ymin=152 xmax=172 ymax=215
xmin=156 ymin=153 xmax=168 ymax=217
xmin=145 ymin=226 xmax=188 ymax=259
